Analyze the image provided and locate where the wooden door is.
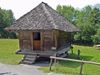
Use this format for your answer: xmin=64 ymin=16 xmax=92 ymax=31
xmin=33 ymin=40 xmax=41 ymax=50
xmin=33 ymin=32 xmax=41 ymax=51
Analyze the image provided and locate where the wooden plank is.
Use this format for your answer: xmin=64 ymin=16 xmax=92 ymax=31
xmin=44 ymin=42 xmax=51 ymax=45
xmin=18 ymin=32 xmax=21 ymax=49
xmin=18 ymin=32 xmax=23 ymax=50
xmin=80 ymin=59 xmax=84 ymax=74
xmin=30 ymin=32 xmax=33 ymax=50
xmin=49 ymin=58 xmax=53 ymax=71
xmin=50 ymin=56 xmax=100 ymax=65
xmin=41 ymin=31 xmax=43 ymax=51
xmin=33 ymin=40 xmax=41 ymax=50
xmin=51 ymin=30 xmax=53 ymax=48
xmin=44 ymin=31 xmax=52 ymax=34
xmin=69 ymin=32 xmax=71 ymax=47
xmin=44 ymin=34 xmax=52 ymax=38
xmin=52 ymin=30 xmax=55 ymax=47
xmin=43 ymin=30 xmax=52 ymax=51
xmin=50 ymin=56 xmax=100 ymax=74
xmin=44 ymin=37 xmax=52 ymax=39
xmin=54 ymin=30 xmax=57 ymax=50
xmin=22 ymin=32 xmax=30 ymax=39
xmin=23 ymin=40 xmax=31 ymax=50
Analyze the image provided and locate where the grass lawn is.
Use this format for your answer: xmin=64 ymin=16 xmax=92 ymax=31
xmin=0 ymin=39 xmax=100 ymax=75
xmin=0 ymin=39 xmax=23 ymax=65
xmin=38 ymin=45 xmax=100 ymax=75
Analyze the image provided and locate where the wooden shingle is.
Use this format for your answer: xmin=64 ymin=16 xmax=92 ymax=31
xmin=4 ymin=2 xmax=81 ymax=32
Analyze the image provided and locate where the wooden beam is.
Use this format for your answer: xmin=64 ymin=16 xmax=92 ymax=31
xmin=18 ymin=32 xmax=23 ymax=50
xmin=50 ymin=56 xmax=100 ymax=74
xmin=80 ymin=59 xmax=84 ymax=74
xmin=30 ymin=32 xmax=33 ymax=50
xmin=49 ymin=58 xmax=53 ymax=71
xmin=41 ymin=31 xmax=43 ymax=51
xmin=54 ymin=30 xmax=57 ymax=50
xmin=51 ymin=30 xmax=53 ymax=47
xmin=50 ymin=56 xmax=100 ymax=65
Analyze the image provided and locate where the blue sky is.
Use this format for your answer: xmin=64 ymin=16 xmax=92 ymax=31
xmin=0 ymin=0 xmax=100 ymax=19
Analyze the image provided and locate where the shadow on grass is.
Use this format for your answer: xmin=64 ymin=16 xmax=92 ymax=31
xmin=58 ymin=53 xmax=93 ymax=68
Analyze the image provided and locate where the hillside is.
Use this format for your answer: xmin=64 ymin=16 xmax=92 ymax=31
xmin=76 ymin=3 xmax=100 ymax=10
xmin=90 ymin=3 xmax=100 ymax=9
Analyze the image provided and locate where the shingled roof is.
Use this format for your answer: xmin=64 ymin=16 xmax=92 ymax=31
xmin=4 ymin=2 xmax=81 ymax=32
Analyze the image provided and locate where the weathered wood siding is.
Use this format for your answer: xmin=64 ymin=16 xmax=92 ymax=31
xmin=18 ymin=31 xmax=32 ymax=51
xmin=43 ymin=30 xmax=52 ymax=51
xmin=56 ymin=30 xmax=71 ymax=51
xmin=18 ymin=30 xmax=61 ymax=51
xmin=43 ymin=30 xmax=56 ymax=51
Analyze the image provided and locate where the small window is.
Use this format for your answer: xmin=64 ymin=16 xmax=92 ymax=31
xmin=33 ymin=32 xmax=40 ymax=40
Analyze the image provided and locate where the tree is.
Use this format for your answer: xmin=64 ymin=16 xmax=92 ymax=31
xmin=88 ymin=7 xmax=100 ymax=26
xmin=56 ymin=5 xmax=100 ymax=45
xmin=56 ymin=5 xmax=75 ymax=22
xmin=0 ymin=7 xmax=16 ymax=38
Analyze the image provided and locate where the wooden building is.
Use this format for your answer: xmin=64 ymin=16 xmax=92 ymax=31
xmin=4 ymin=2 xmax=81 ymax=64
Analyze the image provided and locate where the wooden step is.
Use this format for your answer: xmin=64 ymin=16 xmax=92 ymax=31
xmin=22 ymin=54 xmax=37 ymax=64
xmin=22 ymin=60 xmax=34 ymax=64
xmin=24 ymin=58 xmax=36 ymax=61
xmin=59 ymin=53 xmax=68 ymax=58
xmin=26 ymin=55 xmax=37 ymax=58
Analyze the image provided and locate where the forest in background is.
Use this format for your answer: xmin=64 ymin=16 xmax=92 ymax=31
xmin=0 ymin=5 xmax=100 ymax=45
xmin=0 ymin=8 xmax=17 ymax=39
xmin=56 ymin=5 xmax=100 ymax=45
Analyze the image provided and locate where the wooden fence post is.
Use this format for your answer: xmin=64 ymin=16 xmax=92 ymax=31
xmin=80 ymin=59 xmax=84 ymax=74
xmin=49 ymin=58 xmax=53 ymax=71
xmin=50 ymin=56 xmax=100 ymax=74
xmin=54 ymin=54 xmax=56 ymax=64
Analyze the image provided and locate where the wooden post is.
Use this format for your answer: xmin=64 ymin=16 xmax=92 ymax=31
xmin=49 ymin=58 xmax=53 ymax=71
xmin=41 ymin=31 xmax=43 ymax=51
xmin=30 ymin=32 xmax=33 ymax=50
xmin=54 ymin=30 xmax=57 ymax=50
xmin=71 ymin=49 xmax=73 ymax=54
xmin=54 ymin=54 xmax=56 ymax=64
xmin=80 ymin=59 xmax=84 ymax=74
xmin=71 ymin=46 xmax=73 ymax=54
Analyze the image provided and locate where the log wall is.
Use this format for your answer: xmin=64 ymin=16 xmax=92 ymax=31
xmin=56 ymin=30 xmax=71 ymax=50
xmin=18 ymin=30 xmax=71 ymax=52
xmin=18 ymin=31 xmax=32 ymax=51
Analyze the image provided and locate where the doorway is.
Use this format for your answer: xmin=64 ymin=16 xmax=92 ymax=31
xmin=33 ymin=32 xmax=41 ymax=51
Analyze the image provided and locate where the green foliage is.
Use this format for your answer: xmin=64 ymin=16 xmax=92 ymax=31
xmin=91 ymin=27 xmax=100 ymax=44
xmin=0 ymin=7 xmax=16 ymax=38
xmin=56 ymin=5 xmax=75 ymax=22
xmin=56 ymin=5 xmax=100 ymax=45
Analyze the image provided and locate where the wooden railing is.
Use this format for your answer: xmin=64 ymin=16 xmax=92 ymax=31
xmin=49 ymin=56 xmax=100 ymax=74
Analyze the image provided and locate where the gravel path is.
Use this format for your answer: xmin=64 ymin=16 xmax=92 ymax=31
xmin=0 ymin=63 xmax=63 ymax=75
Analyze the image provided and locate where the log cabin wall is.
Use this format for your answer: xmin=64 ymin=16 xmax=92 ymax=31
xmin=56 ymin=30 xmax=71 ymax=50
xmin=43 ymin=30 xmax=57 ymax=51
xmin=18 ymin=31 xmax=32 ymax=51
xmin=18 ymin=30 xmax=57 ymax=51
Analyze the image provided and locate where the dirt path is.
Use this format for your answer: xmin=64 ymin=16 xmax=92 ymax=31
xmin=0 ymin=63 xmax=63 ymax=75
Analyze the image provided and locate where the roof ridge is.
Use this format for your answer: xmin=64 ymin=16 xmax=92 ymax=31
xmin=42 ymin=3 xmax=58 ymax=29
